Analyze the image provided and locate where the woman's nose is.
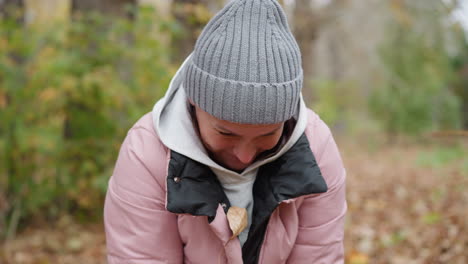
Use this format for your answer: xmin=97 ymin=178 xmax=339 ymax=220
xmin=233 ymin=143 xmax=256 ymax=165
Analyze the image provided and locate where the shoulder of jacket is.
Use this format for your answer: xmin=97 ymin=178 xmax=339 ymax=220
xmin=123 ymin=112 xmax=170 ymax=191
xmin=303 ymin=108 xmax=345 ymax=191
xmin=303 ymin=108 xmax=333 ymax=162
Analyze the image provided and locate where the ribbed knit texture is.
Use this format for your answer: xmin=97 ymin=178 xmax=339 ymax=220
xmin=184 ymin=0 xmax=303 ymax=124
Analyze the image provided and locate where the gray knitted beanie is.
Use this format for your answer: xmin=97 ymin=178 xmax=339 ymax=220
xmin=184 ymin=0 xmax=302 ymax=124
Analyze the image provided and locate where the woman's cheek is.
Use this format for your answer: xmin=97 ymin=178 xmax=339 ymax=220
xmin=208 ymin=135 xmax=236 ymax=151
xmin=258 ymin=137 xmax=280 ymax=151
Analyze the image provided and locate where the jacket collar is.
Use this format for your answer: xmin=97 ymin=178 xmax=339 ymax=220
xmin=165 ymin=132 xmax=327 ymax=221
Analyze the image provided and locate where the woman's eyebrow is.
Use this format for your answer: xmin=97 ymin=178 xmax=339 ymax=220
xmin=260 ymin=126 xmax=282 ymax=136
xmin=214 ymin=124 xmax=238 ymax=135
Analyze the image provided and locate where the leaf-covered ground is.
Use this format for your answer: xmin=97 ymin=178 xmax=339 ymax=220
xmin=343 ymin=138 xmax=467 ymax=264
xmin=1 ymin=139 xmax=467 ymax=264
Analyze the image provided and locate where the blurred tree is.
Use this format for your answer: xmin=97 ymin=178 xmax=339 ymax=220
xmin=292 ymin=0 xmax=345 ymax=102
xmin=71 ymin=0 xmax=136 ymax=17
xmin=452 ymin=33 xmax=468 ymax=128
xmin=369 ymin=0 xmax=462 ymax=136
xmin=0 ymin=0 xmax=22 ymax=11
xmin=171 ymin=0 xmax=213 ymax=63
xmin=0 ymin=8 xmax=176 ymax=239
xmin=293 ymin=0 xmax=319 ymax=81
xmin=0 ymin=0 xmax=23 ymax=20
xmin=24 ymin=0 xmax=71 ymax=26
xmin=138 ymin=0 xmax=172 ymax=16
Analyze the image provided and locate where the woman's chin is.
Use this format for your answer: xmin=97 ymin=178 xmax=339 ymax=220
xmin=210 ymin=153 xmax=252 ymax=172
xmin=219 ymin=159 xmax=250 ymax=172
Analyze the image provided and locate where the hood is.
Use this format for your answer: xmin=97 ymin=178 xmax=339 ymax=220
xmin=152 ymin=54 xmax=309 ymax=181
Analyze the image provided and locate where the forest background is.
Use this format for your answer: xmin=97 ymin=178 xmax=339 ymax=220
xmin=0 ymin=0 xmax=467 ymax=263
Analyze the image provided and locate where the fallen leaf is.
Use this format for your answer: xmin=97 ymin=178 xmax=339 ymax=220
xmin=226 ymin=206 xmax=247 ymax=240
xmin=348 ymin=251 xmax=369 ymax=264
xmin=66 ymin=237 xmax=83 ymax=252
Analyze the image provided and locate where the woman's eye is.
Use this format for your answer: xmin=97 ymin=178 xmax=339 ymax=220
xmin=218 ymin=131 xmax=233 ymax=136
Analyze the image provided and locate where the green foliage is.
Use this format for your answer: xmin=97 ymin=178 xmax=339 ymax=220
xmin=312 ymin=80 xmax=342 ymax=126
xmin=422 ymin=212 xmax=441 ymax=225
xmin=417 ymin=144 xmax=467 ymax=169
xmin=381 ymin=230 xmax=407 ymax=247
xmin=312 ymin=79 xmax=361 ymax=129
xmin=369 ymin=18 xmax=462 ymax=136
xmin=450 ymin=30 xmax=468 ymax=128
xmin=0 ymin=7 xmax=177 ymax=239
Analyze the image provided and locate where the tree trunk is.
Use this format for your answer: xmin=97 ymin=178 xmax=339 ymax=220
xmin=171 ymin=0 xmax=215 ymax=64
xmin=0 ymin=0 xmax=24 ymax=21
xmin=0 ymin=0 xmax=23 ymax=10
xmin=292 ymin=0 xmax=345 ymax=103
xmin=71 ymin=0 xmax=136 ymax=17
xmin=292 ymin=0 xmax=321 ymax=102
xmin=23 ymin=0 xmax=71 ymax=26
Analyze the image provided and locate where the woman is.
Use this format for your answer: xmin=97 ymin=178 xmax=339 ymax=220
xmin=104 ymin=0 xmax=347 ymax=263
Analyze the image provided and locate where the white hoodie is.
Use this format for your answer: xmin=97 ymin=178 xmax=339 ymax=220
xmin=152 ymin=55 xmax=309 ymax=246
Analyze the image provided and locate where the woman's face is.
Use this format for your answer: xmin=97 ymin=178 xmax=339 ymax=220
xmin=194 ymin=106 xmax=284 ymax=172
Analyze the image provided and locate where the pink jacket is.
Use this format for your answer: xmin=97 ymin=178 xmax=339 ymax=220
xmin=104 ymin=109 xmax=347 ymax=264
